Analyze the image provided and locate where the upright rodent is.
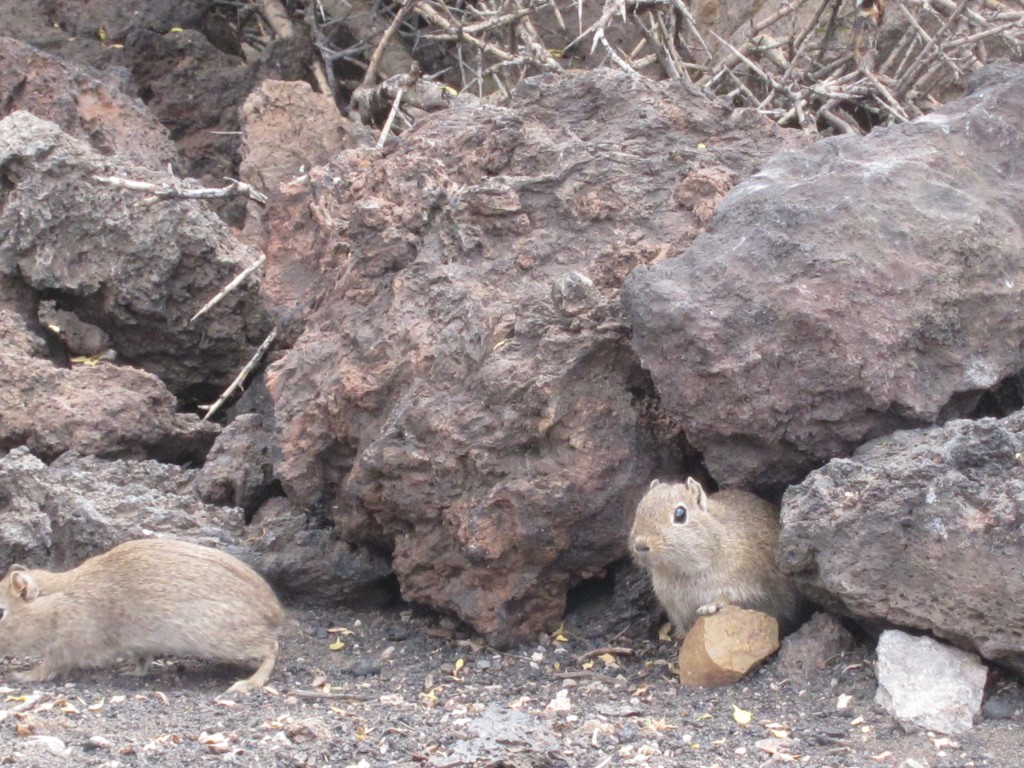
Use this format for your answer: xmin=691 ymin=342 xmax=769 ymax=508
xmin=0 ymin=538 xmax=282 ymax=693
xmin=630 ymin=478 xmax=806 ymax=636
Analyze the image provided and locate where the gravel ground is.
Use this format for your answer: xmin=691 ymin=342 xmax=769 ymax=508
xmin=1 ymin=592 xmax=1022 ymax=768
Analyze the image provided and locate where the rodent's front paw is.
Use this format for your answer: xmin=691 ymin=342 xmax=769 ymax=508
xmin=696 ymin=602 xmax=725 ymax=616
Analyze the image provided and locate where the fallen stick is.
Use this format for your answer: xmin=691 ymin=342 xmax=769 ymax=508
xmin=283 ymin=689 xmax=374 ymax=701
xmin=189 ymin=254 xmax=268 ymax=326
xmin=376 ymin=87 xmax=406 ymax=149
xmin=93 ymin=175 xmax=268 ymax=205
xmin=361 ymin=0 xmax=421 ymax=88
xmin=202 ymin=327 xmax=279 ymax=422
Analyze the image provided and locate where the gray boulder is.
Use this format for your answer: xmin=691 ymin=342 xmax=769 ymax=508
xmin=780 ymin=410 xmax=1024 ymax=672
xmin=0 ymin=110 xmax=268 ymax=395
xmin=622 ymin=64 xmax=1024 ymax=490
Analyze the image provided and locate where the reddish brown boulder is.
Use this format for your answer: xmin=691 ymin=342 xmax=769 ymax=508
xmin=261 ymin=70 xmax=802 ymax=645
xmin=0 ymin=36 xmax=177 ymax=170
xmin=0 ymin=304 xmax=216 ymax=464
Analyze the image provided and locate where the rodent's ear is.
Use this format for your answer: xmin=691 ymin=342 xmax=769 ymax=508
xmin=649 ymin=479 xmax=661 ymax=490
xmin=10 ymin=571 xmax=39 ymax=602
xmin=685 ymin=477 xmax=708 ymax=514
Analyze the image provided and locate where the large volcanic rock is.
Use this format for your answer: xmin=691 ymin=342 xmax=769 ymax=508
xmin=260 ymin=70 xmax=803 ymax=645
xmin=622 ymin=64 xmax=1024 ymax=490
xmin=780 ymin=410 xmax=1024 ymax=674
xmin=0 ymin=110 xmax=268 ymax=396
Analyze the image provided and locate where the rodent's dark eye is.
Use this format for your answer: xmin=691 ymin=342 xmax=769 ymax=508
xmin=0 ymin=607 xmax=5 ymax=621
xmin=673 ymin=504 xmax=688 ymax=524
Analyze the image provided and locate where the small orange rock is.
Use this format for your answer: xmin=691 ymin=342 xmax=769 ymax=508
xmin=677 ymin=605 xmax=780 ymax=687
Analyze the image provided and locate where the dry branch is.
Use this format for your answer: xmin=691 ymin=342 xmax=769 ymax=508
xmin=298 ymin=0 xmax=1023 ymax=137
xmin=189 ymin=255 xmax=268 ymax=326
xmin=202 ymin=327 xmax=279 ymax=422
xmin=93 ymin=175 xmax=269 ymax=205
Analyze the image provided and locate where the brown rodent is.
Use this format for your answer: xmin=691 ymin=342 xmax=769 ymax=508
xmin=0 ymin=538 xmax=282 ymax=693
xmin=630 ymin=478 xmax=806 ymax=636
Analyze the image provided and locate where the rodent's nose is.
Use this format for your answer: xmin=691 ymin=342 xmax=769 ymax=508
xmin=632 ymin=537 xmax=651 ymax=554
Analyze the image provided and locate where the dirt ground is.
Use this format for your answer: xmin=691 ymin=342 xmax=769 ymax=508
xmin=1 ymin=587 xmax=1022 ymax=768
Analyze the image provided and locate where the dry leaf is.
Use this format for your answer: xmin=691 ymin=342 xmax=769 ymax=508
xmin=732 ymin=705 xmax=753 ymax=725
xmin=837 ymin=693 xmax=852 ymax=710
xmin=329 ymin=638 xmax=345 ymax=651
xmin=198 ymin=731 xmax=233 ymax=754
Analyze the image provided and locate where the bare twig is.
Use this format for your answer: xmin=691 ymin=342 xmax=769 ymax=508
xmin=376 ymin=87 xmax=406 ymax=148
xmin=577 ymin=646 xmax=638 ymax=663
xmin=93 ymin=175 xmax=268 ymax=205
xmin=283 ymin=689 xmax=374 ymax=701
xmin=189 ymin=255 xmax=268 ymax=326
xmin=361 ymin=0 xmax=421 ymax=88
xmin=202 ymin=327 xmax=279 ymax=422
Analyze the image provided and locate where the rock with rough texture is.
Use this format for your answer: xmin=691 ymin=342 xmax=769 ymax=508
xmin=780 ymin=411 xmax=1024 ymax=673
xmin=245 ymin=497 xmax=395 ymax=604
xmin=239 ymin=79 xmax=355 ymax=192
xmin=775 ymin=612 xmax=857 ymax=680
xmin=0 ymin=304 xmax=217 ymax=463
xmin=0 ymin=447 xmax=391 ymax=602
xmin=239 ymin=79 xmax=365 ymax=241
xmin=0 ymin=110 xmax=269 ymax=394
xmin=622 ymin=64 xmax=1024 ymax=490
xmin=875 ymin=630 xmax=987 ymax=736
xmin=0 ymin=447 xmax=243 ymax=568
xmin=194 ymin=413 xmax=279 ymax=515
xmin=261 ymin=70 xmax=803 ymax=645
xmin=677 ymin=606 xmax=779 ymax=687
xmin=0 ymin=36 xmax=178 ymax=170
xmin=123 ymin=28 xmax=258 ymax=226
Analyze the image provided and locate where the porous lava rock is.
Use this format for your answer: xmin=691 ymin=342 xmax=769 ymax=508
xmin=780 ymin=410 xmax=1024 ymax=673
xmin=0 ymin=110 xmax=269 ymax=395
xmin=0 ymin=446 xmax=242 ymax=568
xmin=622 ymin=64 xmax=1024 ymax=490
xmin=260 ymin=69 xmax=803 ymax=645
xmin=0 ymin=304 xmax=217 ymax=463
xmin=0 ymin=36 xmax=178 ymax=170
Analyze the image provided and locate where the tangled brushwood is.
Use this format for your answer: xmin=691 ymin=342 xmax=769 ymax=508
xmin=249 ymin=0 xmax=1024 ymax=135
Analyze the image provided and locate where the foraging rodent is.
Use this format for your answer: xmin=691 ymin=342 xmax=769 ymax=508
xmin=0 ymin=539 xmax=282 ymax=693
xmin=630 ymin=478 xmax=806 ymax=636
